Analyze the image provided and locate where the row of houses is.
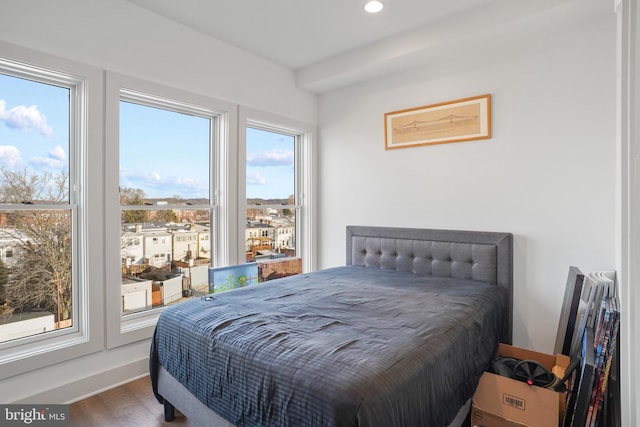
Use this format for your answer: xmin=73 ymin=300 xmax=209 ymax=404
xmin=119 ymin=217 xmax=295 ymax=314
xmin=120 ymin=222 xmax=210 ymax=271
xmin=0 ymin=218 xmax=295 ymax=275
xmin=120 ymin=217 xmax=296 ymax=273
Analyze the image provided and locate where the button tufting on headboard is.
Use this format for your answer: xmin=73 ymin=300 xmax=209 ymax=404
xmin=345 ymin=226 xmax=513 ymax=343
xmin=350 ymin=235 xmax=497 ymax=283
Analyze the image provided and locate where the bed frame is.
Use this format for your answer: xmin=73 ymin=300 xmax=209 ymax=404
xmin=346 ymin=225 xmax=513 ymax=343
xmin=156 ymin=225 xmax=513 ymax=426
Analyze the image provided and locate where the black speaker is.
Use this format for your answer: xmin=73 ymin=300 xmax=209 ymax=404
xmin=512 ymin=359 xmax=556 ymax=388
xmin=489 ymin=356 xmax=559 ymax=389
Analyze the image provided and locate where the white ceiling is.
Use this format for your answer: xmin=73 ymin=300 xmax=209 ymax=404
xmin=126 ymin=0 xmax=609 ymax=93
xmin=127 ymin=0 xmax=496 ymax=70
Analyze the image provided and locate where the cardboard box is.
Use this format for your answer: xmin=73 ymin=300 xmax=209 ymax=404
xmin=471 ymin=344 xmax=570 ymax=427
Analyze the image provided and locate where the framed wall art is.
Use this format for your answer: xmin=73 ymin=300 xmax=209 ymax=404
xmin=384 ymin=94 xmax=491 ymax=150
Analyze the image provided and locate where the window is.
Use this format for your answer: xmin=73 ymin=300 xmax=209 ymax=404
xmin=0 ymin=70 xmax=74 ymax=345
xmin=0 ymin=48 xmax=314 ymax=372
xmin=0 ymin=48 xmax=103 ymax=378
xmin=245 ymin=127 xmax=297 ymax=262
xmin=105 ymin=72 xmax=236 ymax=347
xmin=240 ymin=108 xmax=316 ymax=272
xmin=118 ymin=94 xmax=214 ymax=316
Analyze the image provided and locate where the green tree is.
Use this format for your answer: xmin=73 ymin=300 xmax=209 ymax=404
xmin=120 ymin=187 xmax=148 ymax=224
xmin=155 ymin=209 xmax=177 ymax=223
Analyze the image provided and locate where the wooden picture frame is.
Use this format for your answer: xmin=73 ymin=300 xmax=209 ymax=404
xmin=384 ymin=94 xmax=491 ymax=150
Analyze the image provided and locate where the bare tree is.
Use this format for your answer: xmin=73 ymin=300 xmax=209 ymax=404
xmin=0 ymin=168 xmax=67 ymax=204
xmin=120 ymin=187 xmax=145 ymax=204
xmin=0 ymin=168 xmax=72 ymax=323
xmin=0 ymin=257 xmax=9 ymax=310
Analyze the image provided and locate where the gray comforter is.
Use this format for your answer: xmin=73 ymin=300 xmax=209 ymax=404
xmin=150 ymin=266 xmax=506 ymax=427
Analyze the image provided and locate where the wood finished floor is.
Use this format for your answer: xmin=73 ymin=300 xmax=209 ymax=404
xmin=70 ymin=375 xmax=473 ymax=427
xmin=69 ymin=376 xmax=197 ymax=427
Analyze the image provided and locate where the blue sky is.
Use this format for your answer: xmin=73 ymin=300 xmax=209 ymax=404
xmin=246 ymin=127 xmax=294 ymax=200
xmin=0 ymin=74 xmax=69 ymax=174
xmin=0 ymin=73 xmax=294 ymax=201
xmin=119 ymin=101 xmax=211 ymax=200
xmin=120 ymin=102 xmax=295 ymax=200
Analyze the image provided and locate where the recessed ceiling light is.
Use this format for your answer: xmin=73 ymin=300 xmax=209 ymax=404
xmin=364 ymin=0 xmax=384 ymax=13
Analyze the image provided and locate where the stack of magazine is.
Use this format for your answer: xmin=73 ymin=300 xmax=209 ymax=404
xmin=564 ymin=271 xmax=620 ymax=427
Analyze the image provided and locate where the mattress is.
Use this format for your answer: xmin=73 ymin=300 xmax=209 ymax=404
xmin=150 ymin=265 xmax=506 ymax=427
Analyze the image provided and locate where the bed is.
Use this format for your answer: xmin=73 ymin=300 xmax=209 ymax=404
xmin=150 ymin=226 xmax=513 ymax=426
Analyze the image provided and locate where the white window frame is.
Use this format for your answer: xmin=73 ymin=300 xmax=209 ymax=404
xmin=616 ymin=2 xmax=639 ymax=425
xmin=0 ymin=45 xmax=317 ymax=376
xmin=104 ymin=72 xmax=237 ymax=348
xmin=0 ymin=42 xmax=103 ymax=379
xmin=239 ymin=107 xmax=317 ymax=272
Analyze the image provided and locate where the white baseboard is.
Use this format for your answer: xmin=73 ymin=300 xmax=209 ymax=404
xmin=15 ymin=357 xmax=149 ymax=404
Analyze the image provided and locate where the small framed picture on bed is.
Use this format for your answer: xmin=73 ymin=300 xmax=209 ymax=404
xmin=208 ymin=263 xmax=258 ymax=293
xmin=384 ymin=94 xmax=491 ymax=150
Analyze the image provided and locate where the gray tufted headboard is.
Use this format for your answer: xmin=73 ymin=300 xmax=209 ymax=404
xmin=346 ymin=225 xmax=513 ymax=343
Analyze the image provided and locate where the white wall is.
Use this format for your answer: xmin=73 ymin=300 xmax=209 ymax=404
xmin=0 ymin=0 xmax=316 ymax=404
xmin=318 ymin=10 xmax=617 ymax=353
xmin=0 ymin=0 xmax=316 ymax=124
xmin=0 ymin=0 xmax=628 ymax=419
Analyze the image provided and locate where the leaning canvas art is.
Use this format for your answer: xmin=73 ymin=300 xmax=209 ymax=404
xmin=208 ymin=264 xmax=259 ymax=293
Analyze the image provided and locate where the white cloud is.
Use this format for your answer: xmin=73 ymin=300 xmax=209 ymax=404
xmin=29 ymin=145 xmax=67 ymax=169
xmin=49 ymin=145 xmax=66 ymax=160
xmin=247 ymin=148 xmax=293 ymax=167
xmin=30 ymin=156 xmax=65 ymax=169
xmin=120 ymin=168 xmax=162 ymax=188
xmin=120 ymin=168 xmax=208 ymax=199
xmin=0 ymin=99 xmax=53 ymax=137
xmin=246 ymin=170 xmax=267 ymax=186
xmin=0 ymin=145 xmax=23 ymax=168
